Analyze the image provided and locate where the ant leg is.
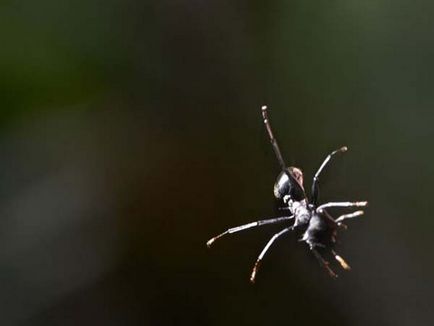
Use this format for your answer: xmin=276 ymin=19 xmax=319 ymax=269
xmin=331 ymin=250 xmax=351 ymax=270
xmin=317 ymin=201 xmax=368 ymax=212
xmin=206 ymin=216 xmax=294 ymax=247
xmin=317 ymin=208 xmax=339 ymax=227
xmin=320 ymin=209 xmax=364 ymax=230
xmin=250 ymin=226 xmax=294 ymax=283
xmin=311 ymin=248 xmax=338 ymax=278
xmin=335 ymin=210 xmax=364 ymax=225
xmin=311 ymin=146 xmax=347 ymax=206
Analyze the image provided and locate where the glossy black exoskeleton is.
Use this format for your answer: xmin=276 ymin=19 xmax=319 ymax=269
xmin=207 ymin=106 xmax=367 ymax=281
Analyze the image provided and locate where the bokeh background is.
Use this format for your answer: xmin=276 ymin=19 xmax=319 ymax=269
xmin=1 ymin=1 xmax=434 ymax=325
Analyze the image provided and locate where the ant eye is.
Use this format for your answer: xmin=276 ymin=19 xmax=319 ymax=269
xmin=273 ymin=171 xmax=290 ymax=199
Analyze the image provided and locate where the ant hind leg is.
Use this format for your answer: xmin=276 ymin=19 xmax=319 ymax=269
xmin=311 ymin=247 xmax=338 ymax=278
xmin=331 ymin=249 xmax=351 ymax=270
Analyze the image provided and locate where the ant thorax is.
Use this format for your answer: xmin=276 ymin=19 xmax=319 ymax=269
xmin=283 ymin=196 xmax=311 ymax=226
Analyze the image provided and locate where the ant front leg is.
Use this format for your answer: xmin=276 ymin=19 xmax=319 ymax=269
xmin=250 ymin=226 xmax=294 ymax=283
xmin=311 ymin=146 xmax=347 ymax=206
xmin=206 ymin=216 xmax=294 ymax=247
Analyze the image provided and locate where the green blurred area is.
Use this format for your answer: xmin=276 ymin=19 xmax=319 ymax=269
xmin=0 ymin=0 xmax=130 ymax=124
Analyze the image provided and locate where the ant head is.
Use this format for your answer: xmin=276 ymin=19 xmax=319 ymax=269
xmin=273 ymin=167 xmax=306 ymax=202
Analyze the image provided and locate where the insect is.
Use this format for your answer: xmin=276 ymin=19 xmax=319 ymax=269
xmin=206 ymin=105 xmax=367 ymax=282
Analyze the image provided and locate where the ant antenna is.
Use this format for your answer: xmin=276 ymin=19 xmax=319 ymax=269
xmin=262 ymin=106 xmax=286 ymax=171
xmin=314 ymin=146 xmax=348 ymax=181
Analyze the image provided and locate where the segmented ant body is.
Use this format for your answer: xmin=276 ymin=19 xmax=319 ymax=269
xmin=207 ymin=106 xmax=367 ymax=282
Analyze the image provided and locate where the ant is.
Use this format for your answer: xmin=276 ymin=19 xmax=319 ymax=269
xmin=207 ymin=106 xmax=367 ymax=282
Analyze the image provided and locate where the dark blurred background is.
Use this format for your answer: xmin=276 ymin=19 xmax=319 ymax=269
xmin=1 ymin=1 xmax=434 ymax=325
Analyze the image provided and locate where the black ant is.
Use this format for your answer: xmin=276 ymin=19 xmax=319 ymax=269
xmin=206 ymin=106 xmax=367 ymax=282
